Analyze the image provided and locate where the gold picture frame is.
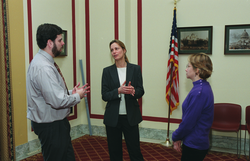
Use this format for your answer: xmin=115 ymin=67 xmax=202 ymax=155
xmin=59 ymin=30 xmax=67 ymax=56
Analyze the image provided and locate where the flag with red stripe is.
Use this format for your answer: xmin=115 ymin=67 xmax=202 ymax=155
xmin=166 ymin=7 xmax=179 ymax=114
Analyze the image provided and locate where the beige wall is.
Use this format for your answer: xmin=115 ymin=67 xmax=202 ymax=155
xmin=16 ymin=0 xmax=250 ymax=146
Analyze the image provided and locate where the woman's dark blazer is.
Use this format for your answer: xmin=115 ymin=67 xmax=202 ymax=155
xmin=101 ymin=62 xmax=144 ymax=127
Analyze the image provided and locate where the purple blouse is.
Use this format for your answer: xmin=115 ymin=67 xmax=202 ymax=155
xmin=172 ymin=79 xmax=214 ymax=150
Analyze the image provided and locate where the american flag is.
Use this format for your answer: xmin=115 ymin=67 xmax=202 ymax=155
xmin=166 ymin=7 xmax=179 ymax=114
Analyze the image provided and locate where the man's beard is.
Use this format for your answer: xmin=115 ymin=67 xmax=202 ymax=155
xmin=52 ymin=43 xmax=62 ymax=57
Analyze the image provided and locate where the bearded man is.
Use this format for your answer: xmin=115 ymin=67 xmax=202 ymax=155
xmin=26 ymin=23 xmax=90 ymax=161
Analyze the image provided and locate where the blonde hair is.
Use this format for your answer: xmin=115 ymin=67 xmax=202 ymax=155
xmin=109 ymin=39 xmax=129 ymax=63
xmin=188 ymin=53 xmax=213 ymax=80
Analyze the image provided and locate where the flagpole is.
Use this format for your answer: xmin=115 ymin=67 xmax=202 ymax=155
xmin=162 ymin=0 xmax=178 ymax=147
xmin=163 ymin=61 xmax=173 ymax=147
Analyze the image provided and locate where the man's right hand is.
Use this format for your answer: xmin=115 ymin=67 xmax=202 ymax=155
xmin=74 ymin=83 xmax=90 ymax=99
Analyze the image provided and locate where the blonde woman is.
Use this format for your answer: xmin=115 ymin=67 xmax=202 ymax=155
xmin=172 ymin=53 xmax=214 ymax=161
xmin=101 ymin=39 xmax=144 ymax=161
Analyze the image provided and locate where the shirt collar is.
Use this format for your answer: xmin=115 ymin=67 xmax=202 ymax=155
xmin=38 ymin=49 xmax=54 ymax=64
xmin=193 ymin=79 xmax=207 ymax=85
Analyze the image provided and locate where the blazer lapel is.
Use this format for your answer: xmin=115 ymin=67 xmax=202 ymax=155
xmin=126 ymin=63 xmax=134 ymax=86
xmin=109 ymin=64 xmax=120 ymax=88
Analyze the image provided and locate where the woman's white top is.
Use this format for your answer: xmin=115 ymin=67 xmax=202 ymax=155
xmin=117 ymin=67 xmax=127 ymax=115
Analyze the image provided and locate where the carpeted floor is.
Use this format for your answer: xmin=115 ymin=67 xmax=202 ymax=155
xmin=21 ymin=135 xmax=247 ymax=161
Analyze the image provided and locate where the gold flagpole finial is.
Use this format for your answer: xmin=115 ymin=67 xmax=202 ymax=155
xmin=174 ymin=0 xmax=177 ymax=8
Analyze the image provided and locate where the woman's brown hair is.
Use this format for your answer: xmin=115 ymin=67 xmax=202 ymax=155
xmin=188 ymin=53 xmax=213 ymax=80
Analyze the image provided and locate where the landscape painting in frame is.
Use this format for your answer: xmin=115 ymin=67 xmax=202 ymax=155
xmin=224 ymin=24 xmax=250 ymax=55
xmin=178 ymin=26 xmax=213 ymax=54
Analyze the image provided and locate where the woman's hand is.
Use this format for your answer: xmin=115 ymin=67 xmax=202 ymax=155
xmin=173 ymin=140 xmax=182 ymax=152
xmin=127 ymin=81 xmax=135 ymax=96
xmin=118 ymin=81 xmax=135 ymax=96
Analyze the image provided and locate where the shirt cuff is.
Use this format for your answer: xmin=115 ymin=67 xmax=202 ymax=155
xmin=73 ymin=93 xmax=81 ymax=103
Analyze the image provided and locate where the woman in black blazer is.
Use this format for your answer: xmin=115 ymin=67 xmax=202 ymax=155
xmin=101 ymin=39 xmax=144 ymax=161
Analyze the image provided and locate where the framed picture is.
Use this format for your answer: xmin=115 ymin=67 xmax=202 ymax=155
xmin=224 ymin=24 xmax=250 ymax=55
xmin=177 ymin=26 xmax=213 ymax=54
xmin=59 ymin=30 xmax=67 ymax=56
